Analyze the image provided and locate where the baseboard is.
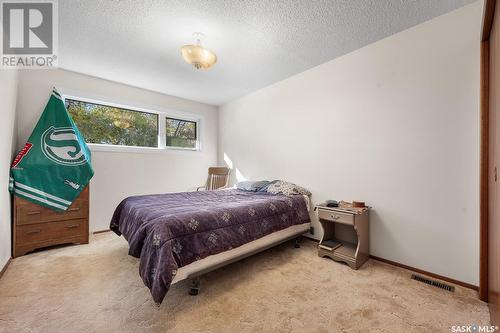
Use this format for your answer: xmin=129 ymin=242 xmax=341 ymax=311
xmin=92 ymin=229 xmax=111 ymax=234
xmin=370 ymin=255 xmax=478 ymax=291
xmin=0 ymin=258 xmax=12 ymax=279
xmin=301 ymin=236 xmax=478 ymax=291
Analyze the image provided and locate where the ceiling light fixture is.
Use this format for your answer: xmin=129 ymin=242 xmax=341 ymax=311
xmin=181 ymin=32 xmax=217 ymax=70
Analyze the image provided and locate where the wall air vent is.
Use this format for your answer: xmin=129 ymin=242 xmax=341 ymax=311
xmin=411 ymin=274 xmax=455 ymax=292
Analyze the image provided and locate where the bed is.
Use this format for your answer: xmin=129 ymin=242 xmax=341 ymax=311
xmin=110 ymin=188 xmax=311 ymax=304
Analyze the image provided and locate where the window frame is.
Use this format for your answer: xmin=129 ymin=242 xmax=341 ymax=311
xmin=165 ymin=116 xmax=198 ymax=150
xmin=59 ymin=89 xmax=203 ymax=154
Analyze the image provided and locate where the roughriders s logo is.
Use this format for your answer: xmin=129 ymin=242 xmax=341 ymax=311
xmin=41 ymin=126 xmax=87 ymax=166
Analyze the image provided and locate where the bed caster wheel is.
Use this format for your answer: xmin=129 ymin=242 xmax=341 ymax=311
xmin=294 ymin=238 xmax=301 ymax=248
xmin=189 ymin=278 xmax=200 ymax=296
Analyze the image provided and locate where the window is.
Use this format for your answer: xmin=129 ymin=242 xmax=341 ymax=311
xmin=166 ymin=117 xmax=197 ymax=149
xmin=65 ymin=99 xmax=158 ymax=148
xmin=63 ymin=94 xmax=201 ymax=152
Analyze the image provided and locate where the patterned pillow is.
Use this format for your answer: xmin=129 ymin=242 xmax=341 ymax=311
xmin=266 ymin=180 xmax=311 ymax=196
xmin=257 ymin=180 xmax=279 ymax=192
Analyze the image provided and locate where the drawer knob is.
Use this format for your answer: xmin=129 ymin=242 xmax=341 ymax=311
xmin=67 ymin=208 xmax=80 ymax=212
xmin=26 ymin=211 xmax=41 ymax=216
xmin=26 ymin=229 xmax=41 ymax=234
xmin=331 ymin=215 xmax=340 ymax=220
xmin=66 ymin=224 xmax=79 ymax=229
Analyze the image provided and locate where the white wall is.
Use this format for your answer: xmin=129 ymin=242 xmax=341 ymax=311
xmin=0 ymin=69 xmax=18 ymax=269
xmin=16 ymin=69 xmax=218 ymax=232
xmin=218 ymin=2 xmax=481 ymax=285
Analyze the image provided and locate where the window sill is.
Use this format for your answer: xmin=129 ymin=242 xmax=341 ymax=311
xmin=87 ymin=143 xmax=201 ymax=154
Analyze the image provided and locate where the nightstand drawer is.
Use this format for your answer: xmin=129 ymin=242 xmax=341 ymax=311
xmin=317 ymin=209 xmax=354 ymax=225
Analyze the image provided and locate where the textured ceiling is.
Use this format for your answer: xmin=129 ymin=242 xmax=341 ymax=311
xmin=58 ymin=0 xmax=477 ymax=105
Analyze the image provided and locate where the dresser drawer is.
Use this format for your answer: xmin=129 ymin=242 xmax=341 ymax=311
xmin=16 ymin=197 xmax=88 ymax=225
xmin=16 ymin=219 xmax=87 ymax=245
xmin=317 ymin=209 xmax=354 ymax=225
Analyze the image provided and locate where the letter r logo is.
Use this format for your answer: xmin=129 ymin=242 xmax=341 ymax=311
xmin=2 ymin=1 xmax=53 ymax=54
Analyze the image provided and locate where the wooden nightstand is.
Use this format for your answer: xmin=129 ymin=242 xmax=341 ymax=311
xmin=316 ymin=203 xmax=369 ymax=269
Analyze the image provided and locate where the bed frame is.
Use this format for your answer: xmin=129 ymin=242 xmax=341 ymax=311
xmin=171 ymin=222 xmax=310 ymax=295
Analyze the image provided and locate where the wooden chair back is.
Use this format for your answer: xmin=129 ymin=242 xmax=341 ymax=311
xmin=205 ymin=167 xmax=230 ymax=190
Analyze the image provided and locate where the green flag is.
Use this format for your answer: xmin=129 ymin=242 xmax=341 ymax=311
xmin=9 ymin=88 xmax=94 ymax=211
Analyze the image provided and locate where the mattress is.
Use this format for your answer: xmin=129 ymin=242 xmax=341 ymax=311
xmin=110 ymin=189 xmax=311 ymax=303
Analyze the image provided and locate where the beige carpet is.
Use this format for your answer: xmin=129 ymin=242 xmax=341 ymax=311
xmin=0 ymin=233 xmax=489 ymax=332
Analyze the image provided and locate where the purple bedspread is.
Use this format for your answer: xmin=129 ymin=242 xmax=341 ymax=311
xmin=110 ymin=189 xmax=310 ymax=304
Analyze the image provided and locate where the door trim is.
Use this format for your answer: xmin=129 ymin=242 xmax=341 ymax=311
xmin=480 ymin=39 xmax=490 ymax=302
xmin=480 ymin=0 xmax=497 ymax=303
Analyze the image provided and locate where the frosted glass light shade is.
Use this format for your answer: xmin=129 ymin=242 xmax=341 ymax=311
xmin=181 ymin=44 xmax=217 ymax=70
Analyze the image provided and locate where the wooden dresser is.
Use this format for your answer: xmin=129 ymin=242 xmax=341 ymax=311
xmin=13 ymin=186 xmax=89 ymax=257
